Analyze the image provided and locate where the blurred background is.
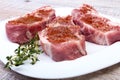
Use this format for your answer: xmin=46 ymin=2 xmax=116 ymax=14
xmin=0 ymin=0 xmax=120 ymax=20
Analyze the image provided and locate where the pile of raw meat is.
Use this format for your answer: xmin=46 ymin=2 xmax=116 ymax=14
xmin=6 ymin=4 xmax=120 ymax=61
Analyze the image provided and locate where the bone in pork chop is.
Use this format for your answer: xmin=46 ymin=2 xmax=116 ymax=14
xmin=72 ymin=4 xmax=120 ymax=45
xmin=39 ymin=16 xmax=87 ymax=61
xmin=6 ymin=6 xmax=55 ymax=44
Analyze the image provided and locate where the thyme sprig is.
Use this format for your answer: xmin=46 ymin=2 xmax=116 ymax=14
xmin=5 ymin=34 xmax=43 ymax=68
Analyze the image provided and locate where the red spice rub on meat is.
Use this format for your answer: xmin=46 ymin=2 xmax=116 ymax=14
xmin=6 ymin=6 xmax=56 ymax=44
xmin=72 ymin=4 xmax=120 ymax=45
xmin=39 ymin=16 xmax=87 ymax=61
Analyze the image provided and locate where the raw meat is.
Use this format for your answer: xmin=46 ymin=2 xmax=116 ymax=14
xmin=72 ymin=4 xmax=120 ymax=45
xmin=39 ymin=16 xmax=87 ymax=61
xmin=6 ymin=6 xmax=55 ymax=44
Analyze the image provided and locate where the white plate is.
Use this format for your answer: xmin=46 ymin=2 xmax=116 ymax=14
xmin=0 ymin=8 xmax=120 ymax=79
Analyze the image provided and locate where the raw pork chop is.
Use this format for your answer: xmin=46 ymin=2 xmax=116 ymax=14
xmin=47 ymin=15 xmax=75 ymax=27
xmin=72 ymin=4 xmax=120 ymax=45
xmin=39 ymin=16 xmax=87 ymax=61
xmin=6 ymin=6 xmax=55 ymax=44
xmin=47 ymin=15 xmax=81 ymax=34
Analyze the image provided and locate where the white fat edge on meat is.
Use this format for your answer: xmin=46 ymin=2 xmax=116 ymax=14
xmin=48 ymin=22 xmax=61 ymax=28
xmin=51 ymin=23 xmax=61 ymax=27
xmin=80 ymin=21 xmax=107 ymax=45
xmin=72 ymin=11 xmax=80 ymax=20
xmin=12 ymin=31 xmax=20 ymax=38
xmin=39 ymin=32 xmax=53 ymax=58
xmin=72 ymin=25 xmax=86 ymax=55
xmin=76 ymin=35 xmax=87 ymax=55
xmin=34 ymin=13 xmax=49 ymax=21
xmin=28 ymin=20 xmax=43 ymax=26
xmin=94 ymin=31 xmax=107 ymax=45
xmin=26 ymin=31 xmax=32 ymax=39
xmin=104 ymin=33 xmax=110 ymax=45
xmin=84 ymin=25 xmax=107 ymax=45
xmin=104 ymin=31 xmax=118 ymax=45
xmin=65 ymin=38 xmax=86 ymax=56
xmin=80 ymin=21 xmax=94 ymax=33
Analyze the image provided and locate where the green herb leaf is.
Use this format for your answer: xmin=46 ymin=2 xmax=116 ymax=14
xmin=5 ymin=34 xmax=43 ymax=68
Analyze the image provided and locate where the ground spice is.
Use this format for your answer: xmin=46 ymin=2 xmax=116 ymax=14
xmin=47 ymin=26 xmax=78 ymax=43
xmin=57 ymin=16 xmax=72 ymax=24
xmin=36 ymin=9 xmax=52 ymax=16
xmin=81 ymin=14 xmax=112 ymax=32
xmin=8 ymin=14 xmax=42 ymax=25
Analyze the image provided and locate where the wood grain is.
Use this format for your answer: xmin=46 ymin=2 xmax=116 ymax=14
xmin=0 ymin=0 xmax=120 ymax=80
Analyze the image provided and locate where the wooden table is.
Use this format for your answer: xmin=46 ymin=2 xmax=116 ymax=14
xmin=0 ymin=0 xmax=120 ymax=80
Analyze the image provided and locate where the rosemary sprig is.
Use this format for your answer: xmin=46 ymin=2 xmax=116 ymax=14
xmin=5 ymin=34 xmax=43 ymax=69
